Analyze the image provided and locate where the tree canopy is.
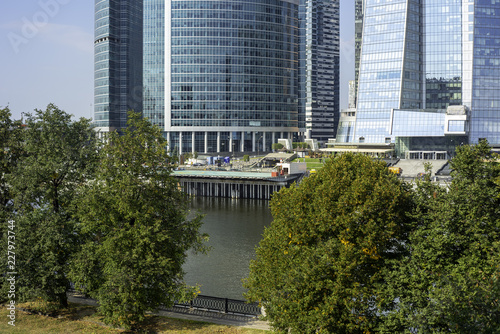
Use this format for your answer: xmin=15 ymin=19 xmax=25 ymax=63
xmin=69 ymin=112 xmax=206 ymax=329
xmin=0 ymin=107 xmax=23 ymax=222
xmin=246 ymin=143 xmax=500 ymax=332
xmin=245 ymin=153 xmax=413 ymax=333
xmin=2 ymin=104 xmax=98 ymax=307
xmin=380 ymin=141 xmax=500 ymax=332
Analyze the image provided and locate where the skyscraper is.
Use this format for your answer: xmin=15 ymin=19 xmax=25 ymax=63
xmin=162 ymin=0 xmax=300 ymax=154
xmin=340 ymin=0 xmax=500 ymax=156
xmin=95 ymin=0 xmax=341 ymax=152
xmin=141 ymin=0 xmax=302 ymax=154
xmin=299 ymin=0 xmax=340 ymax=142
xmin=353 ymin=0 xmax=364 ymax=109
xmin=94 ymin=0 xmax=143 ymax=134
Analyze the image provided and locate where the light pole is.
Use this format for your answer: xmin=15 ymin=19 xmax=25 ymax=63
xmin=257 ymin=136 xmax=263 ymax=156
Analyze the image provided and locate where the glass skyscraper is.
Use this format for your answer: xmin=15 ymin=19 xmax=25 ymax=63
xmin=354 ymin=0 xmax=364 ymax=108
xmin=341 ymin=0 xmax=500 ymax=155
xmin=95 ymin=0 xmax=341 ymax=152
xmin=299 ymin=0 xmax=340 ymax=142
xmin=94 ymin=0 xmax=143 ymax=134
xmin=143 ymin=0 xmax=165 ymax=130
xmin=471 ymin=1 xmax=500 ymax=144
xmin=162 ymin=0 xmax=300 ymax=154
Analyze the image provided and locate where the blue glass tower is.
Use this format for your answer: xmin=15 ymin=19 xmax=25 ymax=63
xmin=143 ymin=0 xmax=165 ymax=130
xmin=96 ymin=0 xmax=342 ymax=152
xmin=354 ymin=0 xmax=364 ymax=108
xmin=94 ymin=0 xmax=143 ymax=134
xmin=342 ymin=0 xmax=500 ymax=155
xmin=156 ymin=0 xmax=300 ymax=154
xmin=355 ymin=0 xmax=421 ymax=144
xmin=470 ymin=1 xmax=500 ymax=144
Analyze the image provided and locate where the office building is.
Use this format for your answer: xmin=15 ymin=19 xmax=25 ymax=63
xmin=338 ymin=1 xmax=500 ymax=157
xmin=94 ymin=0 xmax=143 ymax=134
xmin=353 ymin=0 xmax=364 ymax=108
xmin=299 ymin=0 xmax=340 ymax=142
xmin=160 ymin=0 xmax=300 ymax=154
xmin=143 ymin=0 xmax=303 ymax=154
xmin=96 ymin=0 xmax=342 ymax=153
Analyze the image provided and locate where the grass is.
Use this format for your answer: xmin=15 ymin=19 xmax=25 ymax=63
xmin=305 ymin=162 xmax=324 ymax=170
xmin=292 ymin=158 xmax=326 ymax=170
xmin=0 ymin=303 xmax=269 ymax=334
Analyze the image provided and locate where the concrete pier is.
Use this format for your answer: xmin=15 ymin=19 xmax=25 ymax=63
xmin=173 ymin=170 xmax=303 ymax=200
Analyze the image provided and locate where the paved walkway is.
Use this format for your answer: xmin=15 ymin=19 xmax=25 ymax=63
xmin=394 ymin=159 xmax=448 ymax=177
xmin=67 ymin=292 xmax=270 ymax=331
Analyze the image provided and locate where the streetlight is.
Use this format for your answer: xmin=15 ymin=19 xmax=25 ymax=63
xmin=257 ymin=136 xmax=263 ymax=156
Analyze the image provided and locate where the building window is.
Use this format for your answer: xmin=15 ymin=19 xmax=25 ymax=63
xmin=448 ymin=120 xmax=465 ymax=132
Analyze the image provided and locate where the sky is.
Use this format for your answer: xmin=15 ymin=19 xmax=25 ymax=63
xmin=0 ymin=0 xmax=355 ymax=121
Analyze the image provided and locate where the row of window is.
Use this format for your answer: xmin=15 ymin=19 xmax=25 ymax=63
xmin=171 ymin=120 xmax=297 ymax=127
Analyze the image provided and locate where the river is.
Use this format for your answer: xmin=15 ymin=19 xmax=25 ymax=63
xmin=183 ymin=197 xmax=273 ymax=300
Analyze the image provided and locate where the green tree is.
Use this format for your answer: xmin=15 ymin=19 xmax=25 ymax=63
xmin=245 ymin=153 xmax=413 ymax=333
xmin=380 ymin=141 xmax=500 ymax=332
xmin=272 ymin=143 xmax=284 ymax=151
xmin=0 ymin=107 xmax=24 ymax=304
xmin=70 ymin=112 xmax=206 ymax=329
xmin=4 ymin=104 xmax=98 ymax=307
xmin=0 ymin=107 xmax=23 ymax=224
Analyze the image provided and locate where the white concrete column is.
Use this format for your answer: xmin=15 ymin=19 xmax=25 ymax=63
xmin=272 ymin=132 xmax=275 ymax=148
xmin=179 ymin=132 xmax=183 ymax=155
xmin=229 ymin=135 xmax=233 ymax=153
xmin=204 ymin=132 xmax=208 ymax=154
xmin=263 ymin=133 xmax=266 ymax=152
xmin=192 ymin=132 xmax=195 ymax=154
xmin=252 ymin=132 xmax=256 ymax=152
xmin=241 ymin=131 xmax=245 ymax=152
xmin=217 ymin=131 xmax=221 ymax=152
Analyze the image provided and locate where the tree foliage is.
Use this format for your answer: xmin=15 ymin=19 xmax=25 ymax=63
xmin=69 ymin=112 xmax=206 ymax=329
xmin=2 ymin=104 xmax=98 ymax=307
xmin=380 ymin=140 xmax=500 ymax=332
xmin=0 ymin=107 xmax=23 ymax=222
xmin=245 ymin=153 xmax=413 ymax=333
xmin=272 ymin=143 xmax=284 ymax=151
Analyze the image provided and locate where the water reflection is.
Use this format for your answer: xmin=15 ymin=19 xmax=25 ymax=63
xmin=183 ymin=197 xmax=272 ymax=299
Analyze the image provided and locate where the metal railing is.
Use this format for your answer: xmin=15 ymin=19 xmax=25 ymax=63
xmin=68 ymin=285 xmax=262 ymax=318
xmin=172 ymin=295 xmax=262 ymax=317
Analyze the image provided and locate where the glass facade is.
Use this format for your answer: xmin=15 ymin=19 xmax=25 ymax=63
xmin=355 ymin=0 xmax=412 ymax=143
xmin=347 ymin=0 xmax=500 ymax=153
xmin=96 ymin=0 xmax=342 ymax=152
xmin=143 ymin=0 xmax=165 ymax=129
xmin=94 ymin=0 xmax=143 ymax=132
xmin=335 ymin=108 xmax=356 ymax=143
xmin=392 ymin=109 xmax=446 ymax=137
xmin=299 ymin=0 xmax=340 ymax=142
xmin=424 ymin=1 xmax=462 ymax=109
xmin=354 ymin=0 xmax=364 ymax=108
xmin=470 ymin=1 xmax=500 ymax=144
xmin=164 ymin=0 xmax=300 ymax=153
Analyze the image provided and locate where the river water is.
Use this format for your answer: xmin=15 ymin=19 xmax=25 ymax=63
xmin=183 ymin=197 xmax=273 ymax=300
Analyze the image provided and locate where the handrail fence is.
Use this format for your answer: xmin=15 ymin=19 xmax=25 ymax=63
xmin=170 ymin=294 xmax=262 ymax=317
